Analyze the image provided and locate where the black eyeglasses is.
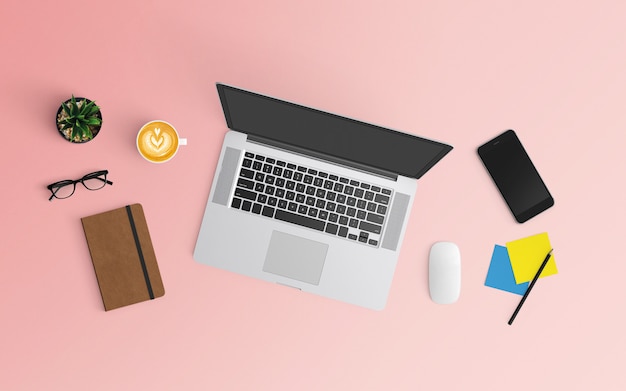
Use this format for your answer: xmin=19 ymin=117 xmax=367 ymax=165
xmin=47 ymin=170 xmax=113 ymax=201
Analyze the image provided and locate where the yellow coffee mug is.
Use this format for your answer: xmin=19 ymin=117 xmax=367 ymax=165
xmin=136 ymin=120 xmax=187 ymax=163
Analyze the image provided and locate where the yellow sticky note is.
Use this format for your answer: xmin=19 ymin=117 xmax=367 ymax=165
xmin=506 ymin=232 xmax=557 ymax=284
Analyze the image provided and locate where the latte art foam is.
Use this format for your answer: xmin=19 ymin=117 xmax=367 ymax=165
xmin=137 ymin=121 xmax=180 ymax=163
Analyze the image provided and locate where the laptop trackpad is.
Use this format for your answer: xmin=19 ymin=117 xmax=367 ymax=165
xmin=263 ymin=231 xmax=328 ymax=285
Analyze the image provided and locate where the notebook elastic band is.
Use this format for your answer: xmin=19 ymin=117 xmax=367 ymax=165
xmin=126 ymin=205 xmax=155 ymax=300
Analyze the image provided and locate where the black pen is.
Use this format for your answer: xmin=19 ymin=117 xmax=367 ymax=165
xmin=508 ymin=249 xmax=554 ymax=325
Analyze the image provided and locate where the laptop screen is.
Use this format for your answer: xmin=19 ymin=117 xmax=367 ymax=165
xmin=217 ymin=84 xmax=452 ymax=179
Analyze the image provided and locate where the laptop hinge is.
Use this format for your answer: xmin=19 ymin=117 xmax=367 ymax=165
xmin=247 ymin=134 xmax=399 ymax=181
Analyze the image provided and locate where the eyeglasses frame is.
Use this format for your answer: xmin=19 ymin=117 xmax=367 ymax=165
xmin=47 ymin=170 xmax=113 ymax=201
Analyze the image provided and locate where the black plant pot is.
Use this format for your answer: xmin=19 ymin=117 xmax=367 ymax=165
xmin=56 ymin=97 xmax=103 ymax=143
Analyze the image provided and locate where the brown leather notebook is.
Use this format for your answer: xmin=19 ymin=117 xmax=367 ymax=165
xmin=81 ymin=204 xmax=165 ymax=311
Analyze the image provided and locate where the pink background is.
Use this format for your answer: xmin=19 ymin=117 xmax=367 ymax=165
xmin=1 ymin=1 xmax=625 ymax=389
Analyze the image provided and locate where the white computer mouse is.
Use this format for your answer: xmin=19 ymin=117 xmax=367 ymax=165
xmin=429 ymin=242 xmax=461 ymax=304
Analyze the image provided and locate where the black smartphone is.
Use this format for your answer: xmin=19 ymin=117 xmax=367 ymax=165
xmin=478 ymin=130 xmax=554 ymax=223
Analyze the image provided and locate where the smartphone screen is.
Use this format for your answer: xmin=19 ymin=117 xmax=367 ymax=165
xmin=478 ymin=130 xmax=554 ymax=223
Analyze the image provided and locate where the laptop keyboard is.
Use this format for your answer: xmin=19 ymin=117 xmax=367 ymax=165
xmin=230 ymin=152 xmax=393 ymax=247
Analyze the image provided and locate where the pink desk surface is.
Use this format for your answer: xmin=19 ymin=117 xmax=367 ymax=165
xmin=2 ymin=1 xmax=625 ymax=390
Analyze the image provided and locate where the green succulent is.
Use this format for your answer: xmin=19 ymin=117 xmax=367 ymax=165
xmin=58 ymin=95 xmax=102 ymax=142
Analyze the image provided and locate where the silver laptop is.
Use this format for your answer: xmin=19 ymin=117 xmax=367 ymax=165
xmin=194 ymin=84 xmax=452 ymax=310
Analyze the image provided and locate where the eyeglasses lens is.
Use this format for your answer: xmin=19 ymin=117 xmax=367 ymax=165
xmin=83 ymin=174 xmax=107 ymax=190
xmin=52 ymin=184 xmax=76 ymax=199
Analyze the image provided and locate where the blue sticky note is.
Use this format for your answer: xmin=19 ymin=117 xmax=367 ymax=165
xmin=485 ymin=245 xmax=529 ymax=295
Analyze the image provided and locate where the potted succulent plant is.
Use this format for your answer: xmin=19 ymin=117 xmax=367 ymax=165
xmin=56 ymin=95 xmax=103 ymax=143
